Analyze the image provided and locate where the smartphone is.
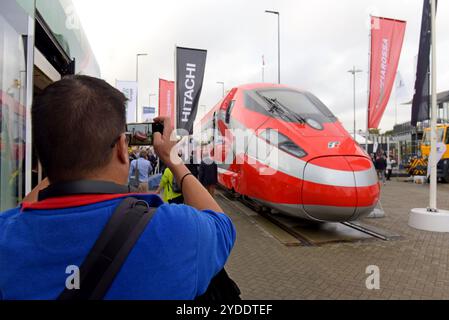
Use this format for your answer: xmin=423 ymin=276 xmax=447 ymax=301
xmin=152 ymin=121 xmax=164 ymax=135
xmin=126 ymin=121 xmax=164 ymax=146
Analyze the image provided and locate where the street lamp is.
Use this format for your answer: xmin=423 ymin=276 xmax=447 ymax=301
xmin=136 ymin=53 xmax=148 ymax=122
xmin=217 ymin=81 xmax=225 ymax=98
xmin=347 ymin=66 xmax=363 ymax=140
xmin=265 ymin=10 xmax=280 ymax=84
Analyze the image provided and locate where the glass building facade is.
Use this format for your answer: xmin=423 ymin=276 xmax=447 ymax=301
xmin=0 ymin=0 xmax=99 ymax=211
xmin=0 ymin=0 xmax=34 ymax=211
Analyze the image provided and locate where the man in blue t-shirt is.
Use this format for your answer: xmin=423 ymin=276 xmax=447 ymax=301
xmin=0 ymin=75 xmax=236 ymax=300
xmin=128 ymin=149 xmax=152 ymax=192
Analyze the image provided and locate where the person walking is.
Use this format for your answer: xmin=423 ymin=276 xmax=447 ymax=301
xmin=386 ymin=157 xmax=393 ymax=181
xmin=199 ymin=150 xmax=218 ymax=196
xmin=148 ymin=149 xmax=158 ymax=175
xmin=375 ymin=154 xmax=387 ymax=185
xmin=128 ymin=149 xmax=152 ymax=193
xmin=186 ymin=151 xmax=199 ymax=179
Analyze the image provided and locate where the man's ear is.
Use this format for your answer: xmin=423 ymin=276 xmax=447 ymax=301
xmin=117 ymin=135 xmax=129 ymax=165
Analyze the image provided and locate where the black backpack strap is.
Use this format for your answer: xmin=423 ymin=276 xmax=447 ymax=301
xmin=58 ymin=197 xmax=158 ymax=300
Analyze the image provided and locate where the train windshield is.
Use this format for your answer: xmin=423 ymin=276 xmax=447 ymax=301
xmin=245 ymin=88 xmax=336 ymax=124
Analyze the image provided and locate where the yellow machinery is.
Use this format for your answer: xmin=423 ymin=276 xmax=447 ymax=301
xmin=407 ymin=125 xmax=449 ymax=181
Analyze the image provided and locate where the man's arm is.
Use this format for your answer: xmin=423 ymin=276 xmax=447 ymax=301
xmin=153 ymin=117 xmax=222 ymax=213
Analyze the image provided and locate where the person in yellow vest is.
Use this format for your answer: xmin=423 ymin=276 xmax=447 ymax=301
xmin=156 ymin=167 xmax=184 ymax=204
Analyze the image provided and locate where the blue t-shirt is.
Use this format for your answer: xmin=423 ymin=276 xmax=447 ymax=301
xmin=129 ymin=158 xmax=153 ymax=183
xmin=0 ymin=194 xmax=236 ymax=300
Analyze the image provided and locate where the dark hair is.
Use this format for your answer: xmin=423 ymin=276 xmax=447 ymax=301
xmin=32 ymin=75 xmax=127 ymax=182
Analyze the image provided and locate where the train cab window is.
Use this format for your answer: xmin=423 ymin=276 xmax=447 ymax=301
xmin=259 ymin=89 xmax=334 ymax=119
xmin=245 ymin=88 xmax=336 ymax=123
xmin=446 ymin=128 xmax=449 ymax=145
xmin=225 ymin=101 xmax=235 ymax=124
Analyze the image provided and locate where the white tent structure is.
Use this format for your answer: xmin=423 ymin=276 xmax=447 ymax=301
xmin=350 ymin=133 xmax=373 ymax=146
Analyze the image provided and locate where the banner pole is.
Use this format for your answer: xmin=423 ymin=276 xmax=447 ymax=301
xmin=174 ymin=45 xmax=177 ymax=133
xmin=366 ymin=14 xmax=372 ymax=153
xmin=429 ymin=0 xmax=438 ymax=211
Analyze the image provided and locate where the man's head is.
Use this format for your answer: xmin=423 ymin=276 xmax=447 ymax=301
xmin=139 ymin=150 xmax=148 ymax=159
xmin=32 ymin=75 xmax=130 ymax=184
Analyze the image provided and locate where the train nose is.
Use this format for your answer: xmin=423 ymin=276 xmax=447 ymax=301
xmin=301 ymin=156 xmax=379 ymax=222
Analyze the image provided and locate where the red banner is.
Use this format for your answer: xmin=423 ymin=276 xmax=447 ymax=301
xmin=368 ymin=16 xmax=406 ymax=129
xmin=158 ymin=79 xmax=175 ymax=128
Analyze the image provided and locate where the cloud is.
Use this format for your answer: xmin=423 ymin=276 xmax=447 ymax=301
xmin=73 ymin=0 xmax=449 ymax=132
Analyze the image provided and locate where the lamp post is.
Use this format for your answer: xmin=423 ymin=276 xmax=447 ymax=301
xmin=265 ymin=10 xmax=280 ymax=84
xmin=348 ymin=66 xmax=363 ymax=140
xmin=136 ymin=53 xmax=148 ymax=122
xmin=217 ymin=81 xmax=225 ymax=98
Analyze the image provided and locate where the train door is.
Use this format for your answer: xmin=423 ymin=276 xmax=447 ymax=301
xmin=32 ymin=48 xmax=62 ymax=188
xmin=214 ymin=92 xmax=240 ymax=190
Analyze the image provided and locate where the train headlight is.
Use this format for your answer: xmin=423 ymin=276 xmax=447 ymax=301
xmin=279 ymin=140 xmax=307 ymax=158
xmin=261 ymin=129 xmax=307 ymax=158
xmin=306 ymin=118 xmax=323 ymax=130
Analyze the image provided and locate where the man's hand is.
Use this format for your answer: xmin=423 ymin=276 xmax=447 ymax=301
xmin=153 ymin=117 xmax=181 ymax=168
xmin=152 ymin=117 xmax=223 ymax=213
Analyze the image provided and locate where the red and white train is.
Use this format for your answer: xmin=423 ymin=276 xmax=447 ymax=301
xmin=195 ymin=83 xmax=380 ymax=222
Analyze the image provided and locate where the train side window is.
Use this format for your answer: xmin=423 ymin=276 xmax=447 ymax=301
xmin=446 ymin=128 xmax=449 ymax=144
xmin=225 ymin=101 xmax=235 ymax=124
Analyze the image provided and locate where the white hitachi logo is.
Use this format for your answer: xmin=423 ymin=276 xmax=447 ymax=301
xmin=182 ymin=63 xmax=196 ymax=122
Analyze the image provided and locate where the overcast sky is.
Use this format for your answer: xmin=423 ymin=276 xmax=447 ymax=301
xmin=72 ymin=0 xmax=449 ymax=133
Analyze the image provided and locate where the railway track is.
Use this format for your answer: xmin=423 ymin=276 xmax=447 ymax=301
xmin=217 ymin=188 xmax=400 ymax=246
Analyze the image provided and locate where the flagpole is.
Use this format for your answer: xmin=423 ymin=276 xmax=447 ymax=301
xmin=174 ymin=45 xmax=177 ymax=133
xmin=366 ymin=14 xmax=372 ymax=153
xmin=409 ymin=0 xmax=449 ymax=233
xmin=262 ymin=55 xmax=265 ymax=83
xmin=429 ymin=0 xmax=437 ymax=211
xmin=395 ymin=72 xmax=398 ymax=125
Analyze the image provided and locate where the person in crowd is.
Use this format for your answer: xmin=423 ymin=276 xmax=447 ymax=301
xmin=386 ymin=156 xmax=395 ymax=181
xmin=370 ymin=153 xmax=376 ymax=166
xmin=0 ymin=75 xmax=235 ymax=300
xmin=199 ymin=148 xmax=218 ymax=196
xmin=185 ymin=151 xmax=199 ymax=179
xmin=156 ymin=167 xmax=184 ymax=204
xmin=128 ymin=149 xmax=152 ymax=193
xmin=129 ymin=147 xmax=139 ymax=161
xmin=148 ymin=149 xmax=158 ymax=175
xmin=375 ymin=154 xmax=387 ymax=185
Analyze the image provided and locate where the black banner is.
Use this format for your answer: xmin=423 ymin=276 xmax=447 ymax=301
xmin=411 ymin=0 xmax=437 ymax=127
xmin=176 ymin=47 xmax=207 ymax=135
